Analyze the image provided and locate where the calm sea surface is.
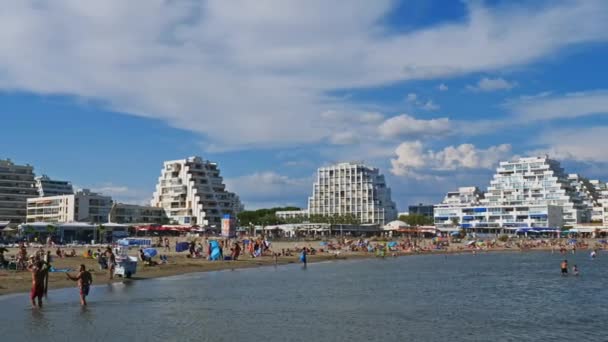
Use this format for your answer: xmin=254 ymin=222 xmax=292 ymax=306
xmin=1 ymin=251 xmax=607 ymax=341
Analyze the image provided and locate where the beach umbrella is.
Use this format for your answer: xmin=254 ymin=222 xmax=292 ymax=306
xmin=143 ymin=248 xmax=158 ymax=258
xmin=467 ymin=240 xmax=476 ymax=246
xmin=387 ymin=241 xmax=398 ymax=248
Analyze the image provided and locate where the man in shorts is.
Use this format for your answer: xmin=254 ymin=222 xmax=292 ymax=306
xmin=561 ymin=259 xmax=568 ymax=276
xmin=67 ymin=264 xmax=93 ymax=306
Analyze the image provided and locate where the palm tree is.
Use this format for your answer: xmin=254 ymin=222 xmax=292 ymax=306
xmin=98 ymin=224 xmax=106 ymax=243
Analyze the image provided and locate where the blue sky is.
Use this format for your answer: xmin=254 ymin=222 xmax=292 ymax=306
xmin=1 ymin=0 xmax=607 ymax=210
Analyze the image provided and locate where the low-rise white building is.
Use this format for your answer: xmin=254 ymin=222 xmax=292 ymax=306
xmin=26 ymin=189 xmax=113 ymax=224
xmin=108 ymin=203 xmax=167 ymax=224
xmin=275 ymin=209 xmax=308 ymax=221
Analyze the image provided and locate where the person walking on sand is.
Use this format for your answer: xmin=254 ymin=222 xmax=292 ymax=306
xmin=66 ymin=264 xmax=93 ymax=306
xmin=560 ymin=259 xmax=568 ymax=276
xmin=28 ymin=260 xmax=46 ymax=308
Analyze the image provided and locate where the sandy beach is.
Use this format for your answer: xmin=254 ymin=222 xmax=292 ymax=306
xmin=1 ymin=238 xmax=601 ymax=296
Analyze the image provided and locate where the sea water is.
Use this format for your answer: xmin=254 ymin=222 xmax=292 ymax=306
xmin=1 ymin=251 xmax=607 ymax=341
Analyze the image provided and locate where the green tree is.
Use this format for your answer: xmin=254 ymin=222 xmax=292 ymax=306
xmin=45 ymin=224 xmax=57 ymax=241
xmin=23 ymin=225 xmax=36 ymax=241
xmin=399 ymin=214 xmax=433 ymax=226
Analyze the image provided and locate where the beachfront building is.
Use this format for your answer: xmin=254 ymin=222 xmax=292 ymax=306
xmin=275 ymin=209 xmax=309 ymax=221
xmin=589 ymin=180 xmax=608 ymax=224
xmin=434 ymin=156 xmax=594 ymax=230
xmin=408 ymin=203 xmax=434 ymax=218
xmin=108 ymin=203 xmax=168 ymax=224
xmin=151 ymin=156 xmax=243 ymax=227
xmin=0 ymin=159 xmax=38 ymax=223
xmin=439 ymin=187 xmax=483 ymax=207
xmin=35 ymin=175 xmax=74 ymax=197
xmin=26 ymin=189 xmax=113 ymax=224
xmin=306 ymin=162 xmax=397 ymax=225
xmin=567 ymin=174 xmax=596 ymax=223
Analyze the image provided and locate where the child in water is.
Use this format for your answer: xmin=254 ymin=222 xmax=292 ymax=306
xmin=572 ymin=265 xmax=579 ymax=276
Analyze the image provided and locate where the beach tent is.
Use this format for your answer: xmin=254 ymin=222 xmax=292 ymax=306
xmin=209 ymin=240 xmax=221 ymax=261
xmin=143 ymin=248 xmax=157 ymax=258
xmin=383 ymin=220 xmax=409 ymax=231
xmin=175 ymin=242 xmax=189 ymax=253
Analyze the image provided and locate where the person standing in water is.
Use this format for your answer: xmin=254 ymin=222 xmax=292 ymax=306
xmin=560 ymin=259 xmax=568 ymax=276
xmin=28 ymin=260 xmax=46 ymax=308
xmin=572 ymin=264 xmax=580 ymax=276
xmin=300 ymin=247 xmax=307 ymax=267
xmin=66 ymin=264 xmax=93 ymax=306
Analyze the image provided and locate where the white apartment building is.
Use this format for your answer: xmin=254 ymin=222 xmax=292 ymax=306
xmin=35 ymin=175 xmax=74 ymax=197
xmin=434 ymin=156 xmax=594 ymax=229
xmin=151 ymin=156 xmax=243 ymax=227
xmin=0 ymin=159 xmax=38 ymax=223
xmin=589 ymin=180 xmax=608 ymax=224
xmin=26 ymin=189 xmax=113 ymax=224
xmin=437 ymin=187 xmax=483 ymax=208
xmin=307 ymin=162 xmax=397 ymax=225
xmin=567 ymin=174 xmax=597 ymax=223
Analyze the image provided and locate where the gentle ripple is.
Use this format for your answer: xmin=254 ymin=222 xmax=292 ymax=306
xmin=1 ymin=251 xmax=607 ymax=341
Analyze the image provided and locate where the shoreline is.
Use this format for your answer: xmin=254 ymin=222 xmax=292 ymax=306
xmin=0 ymin=245 xmax=573 ymax=297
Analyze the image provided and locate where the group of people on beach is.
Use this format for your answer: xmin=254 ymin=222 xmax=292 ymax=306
xmin=25 ymin=245 xmax=117 ymax=308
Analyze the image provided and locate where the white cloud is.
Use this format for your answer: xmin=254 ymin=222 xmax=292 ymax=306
xmin=406 ymin=93 xmax=418 ymax=102
xmin=0 ymin=1 xmax=606 ymax=149
xmin=438 ymin=83 xmax=448 ymax=91
xmin=508 ymin=90 xmax=608 ymax=121
xmin=224 ymin=171 xmax=311 ymax=208
xmin=467 ymin=77 xmax=517 ymax=92
xmin=390 ymin=141 xmax=512 ymax=177
xmin=378 ymin=114 xmax=450 ymax=139
xmin=421 ymin=100 xmax=440 ymax=111
xmin=329 ymin=131 xmax=359 ymax=145
xmin=531 ymin=126 xmax=608 ymax=162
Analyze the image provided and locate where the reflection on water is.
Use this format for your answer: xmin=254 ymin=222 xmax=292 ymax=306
xmin=2 ymin=252 xmax=608 ymax=342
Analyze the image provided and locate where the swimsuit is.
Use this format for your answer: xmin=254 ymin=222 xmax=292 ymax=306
xmin=30 ymin=283 xmax=44 ymax=300
xmin=80 ymin=283 xmax=90 ymax=296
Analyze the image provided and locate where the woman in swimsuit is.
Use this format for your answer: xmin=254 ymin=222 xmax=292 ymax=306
xmin=67 ymin=264 xmax=93 ymax=306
